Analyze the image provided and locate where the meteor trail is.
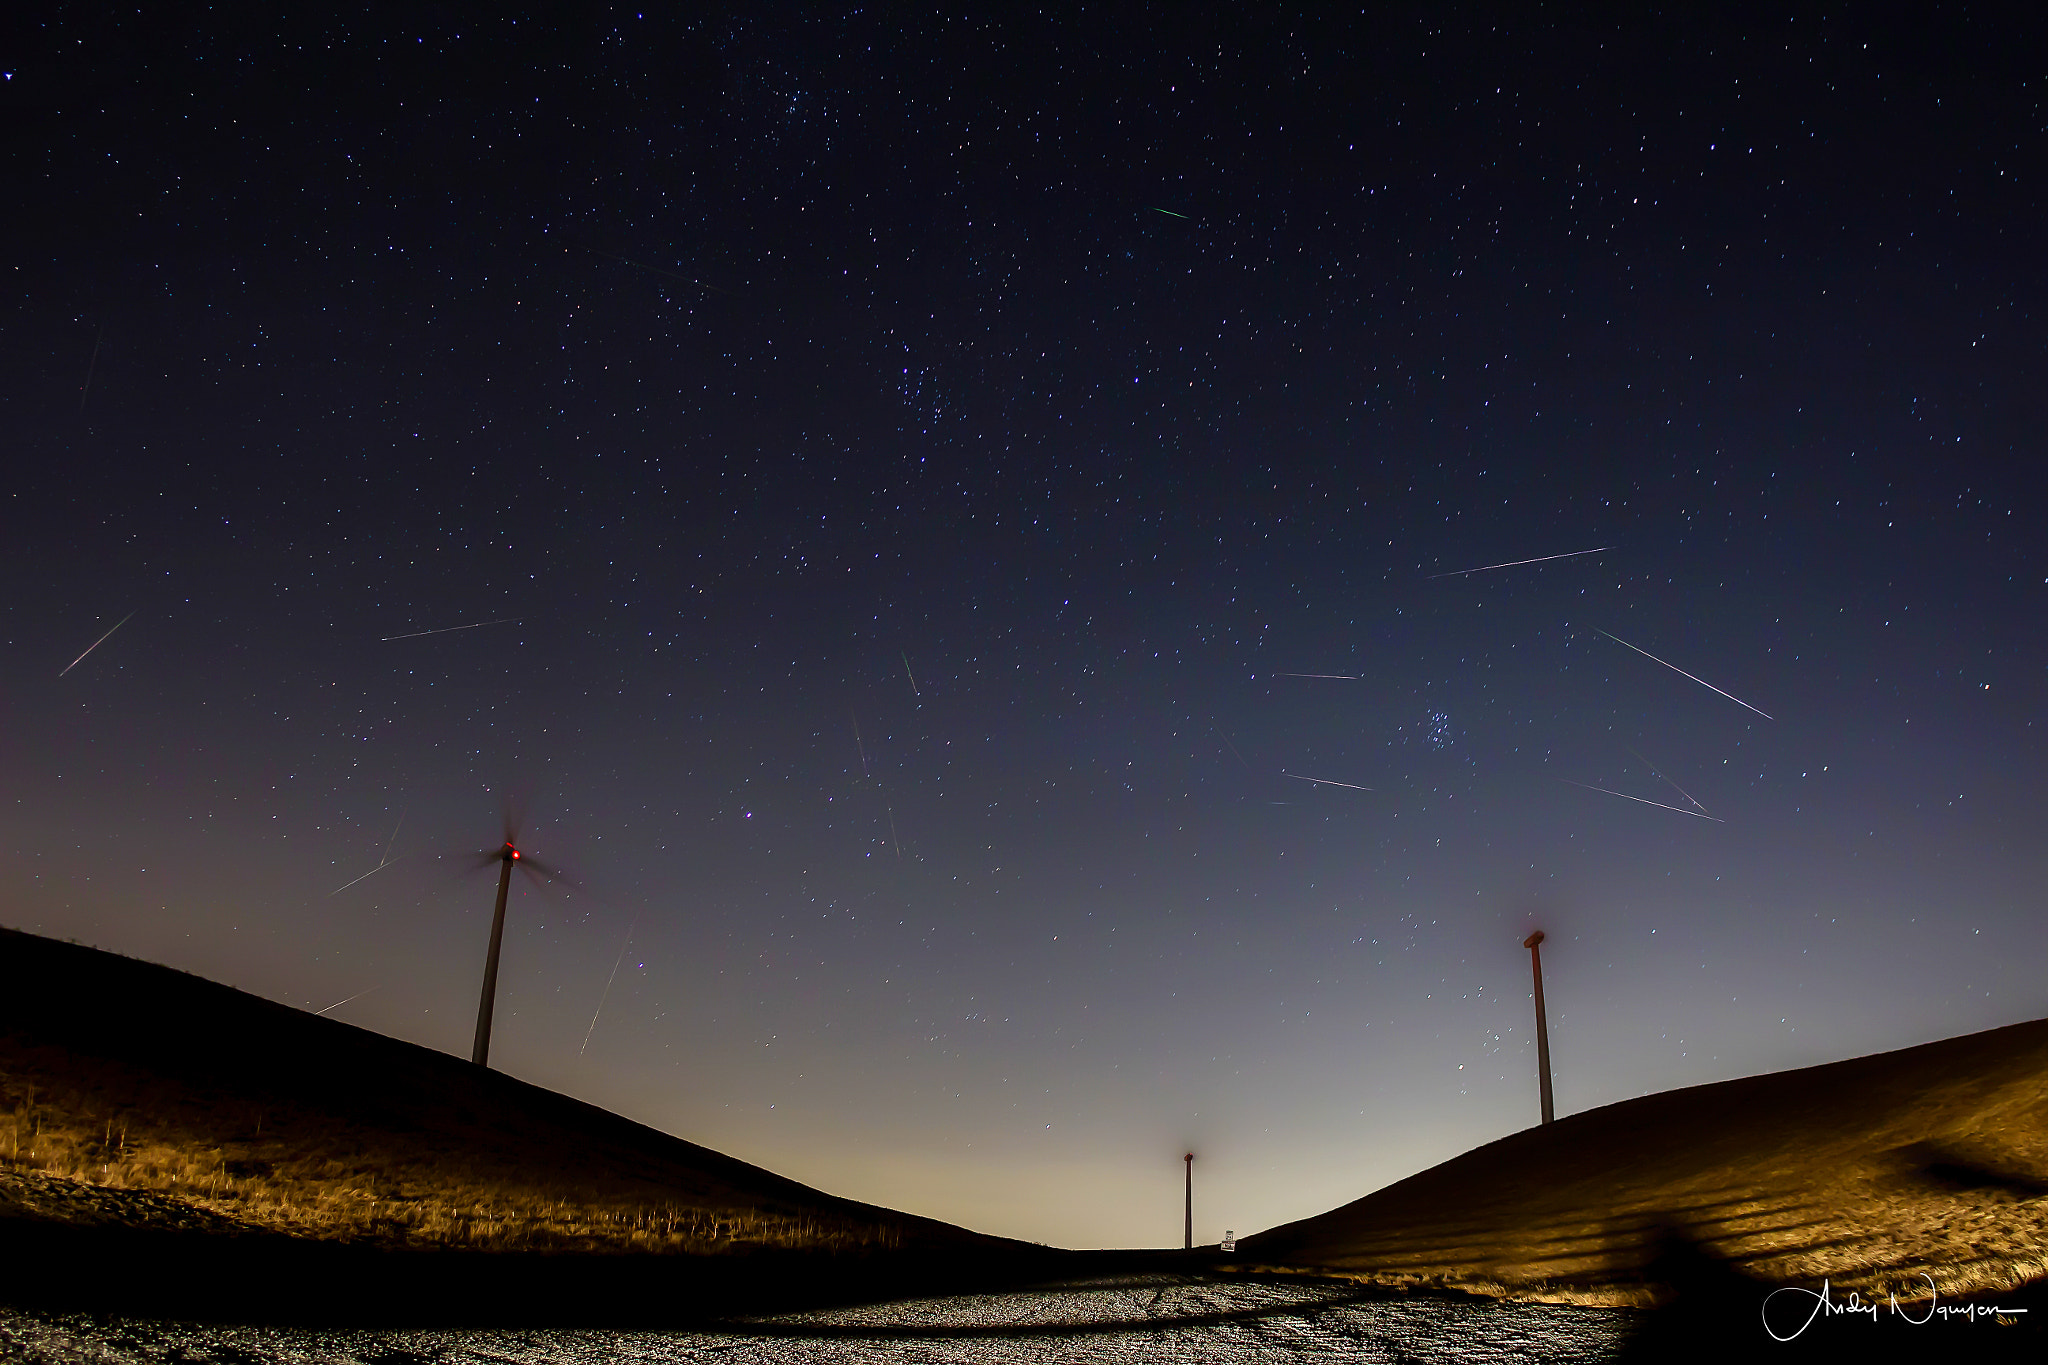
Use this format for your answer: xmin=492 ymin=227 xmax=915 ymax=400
xmin=588 ymin=249 xmax=735 ymax=295
xmin=330 ymin=807 xmax=406 ymax=895
xmin=1561 ymin=779 xmax=1725 ymax=821
xmin=80 ymin=325 xmax=104 ymax=414
xmin=380 ymin=618 xmax=520 ymax=642
xmin=852 ymin=713 xmax=871 ymax=776
xmin=581 ymin=913 xmax=639 ymax=1056
xmin=314 ymin=986 xmax=379 ymax=1016
xmin=1429 ymin=547 xmax=1614 ymax=578
xmin=379 ymin=806 xmax=406 ymax=860
xmin=1282 ymin=771 xmax=1376 ymax=792
xmin=1212 ymin=725 xmax=1255 ymax=773
xmin=1273 ymin=672 xmax=1359 ymax=680
xmin=329 ymin=862 xmax=392 ymax=895
xmin=1597 ymin=630 xmax=1774 ymax=719
xmin=1148 ymin=207 xmax=1189 ymax=219
xmin=1627 ymin=746 xmax=1711 ymax=816
xmin=60 ymin=612 xmax=134 ymax=677
xmin=902 ymin=651 xmax=921 ymax=696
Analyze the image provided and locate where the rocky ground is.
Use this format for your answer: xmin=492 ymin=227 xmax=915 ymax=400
xmin=0 ymin=1275 xmax=1638 ymax=1363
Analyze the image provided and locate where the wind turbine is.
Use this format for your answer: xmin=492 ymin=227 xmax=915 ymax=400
xmin=467 ymin=809 xmax=570 ymax=1069
xmin=1524 ymin=930 xmax=1555 ymax=1125
xmin=1183 ymin=1152 xmax=1195 ymax=1251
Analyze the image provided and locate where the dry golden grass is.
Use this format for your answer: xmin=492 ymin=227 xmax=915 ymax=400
xmin=1242 ymin=1019 xmax=2048 ymax=1306
xmin=0 ymin=927 xmax=992 ymax=1260
xmin=0 ymin=1046 xmax=906 ymax=1256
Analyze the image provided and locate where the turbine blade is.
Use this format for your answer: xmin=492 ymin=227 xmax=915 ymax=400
xmin=518 ymin=857 xmax=580 ymax=890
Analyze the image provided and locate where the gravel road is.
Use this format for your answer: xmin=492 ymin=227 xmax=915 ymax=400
xmin=1 ymin=1274 xmax=1637 ymax=1362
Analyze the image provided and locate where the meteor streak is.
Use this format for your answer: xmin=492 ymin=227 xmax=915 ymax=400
xmin=59 ymin=612 xmax=135 ymax=677
xmin=1282 ymin=771 xmax=1376 ymax=792
xmin=1627 ymin=745 xmax=1711 ymax=816
xmin=328 ymin=862 xmax=392 ymax=895
xmin=1428 ymin=546 xmax=1613 ymax=578
xmin=1561 ymin=779 xmax=1725 ymax=821
xmin=581 ymin=913 xmax=639 ymax=1056
xmin=1149 ymin=207 xmax=1189 ymax=219
xmin=1213 ymin=725 xmax=1255 ymax=773
xmin=330 ymin=807 xmax=406 ymax=895
xmin=380 ymin=618 xmax=520 ymax=642
xmin=902 ymin=651 xmax=921 ymax=696
xmin=588 ymin=249 xmax=735 ymax=295
xmin=314 ymin=986 xmax=378 ymax=1016
xmin=1597 ymin=630 xmax=1773 ymax=719
xmin=80 ymin=325 xmax=104 ymax=414
xmin=1273 ymin=672 xmax=1360 ymax=680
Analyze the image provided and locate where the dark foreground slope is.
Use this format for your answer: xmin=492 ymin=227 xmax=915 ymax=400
xmin=1244 ymin=1020 xmax=2048 ymax=1307
xmin=0 ymin=926 xmax=1054 ymax=1322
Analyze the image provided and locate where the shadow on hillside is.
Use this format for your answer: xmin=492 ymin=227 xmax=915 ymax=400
xmin=0 ymin=1218 xmax=1085 ymax=1327
xmin=1888 ymin=1141 xmax=2048 ymax=1199
xmin=1615 ymin=1224 xmax=2045 ymax=1364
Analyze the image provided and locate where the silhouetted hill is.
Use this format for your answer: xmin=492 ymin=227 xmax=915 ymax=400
xmin=0 ymin=926 xmax=1048 ymax=1321
xmin=1244 ymin=1019 xmax=2048 ymax=1313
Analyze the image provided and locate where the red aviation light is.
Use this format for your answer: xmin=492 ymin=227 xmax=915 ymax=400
xmin=510 ymin=848 xmax=520 ymax=859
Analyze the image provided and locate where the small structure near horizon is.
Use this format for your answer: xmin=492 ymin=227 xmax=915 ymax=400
xmin=1183 ymin=1152 xmax=1194 ymax=1250
xmin=1524 ymin=930 xmax=1555 ymax=1125
xmin=1222 ymin=1229 xmax=1237 ymax=1253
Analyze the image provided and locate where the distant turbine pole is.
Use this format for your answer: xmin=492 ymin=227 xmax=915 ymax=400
xmin=473 ymin=845 xmax=519 ymax=1067
xmin=1524 ymin=930 xmax=1555 ymax=1125
xmin=1184 ymin=1152 xmax=1194 ymax=1251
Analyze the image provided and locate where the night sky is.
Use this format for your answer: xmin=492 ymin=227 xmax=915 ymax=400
xmin=6 ymin=6 xmax=2044 ymax=1250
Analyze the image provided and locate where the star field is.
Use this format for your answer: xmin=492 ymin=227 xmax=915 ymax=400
xmin=4 ymin=6 xmax=2044 ymax=1248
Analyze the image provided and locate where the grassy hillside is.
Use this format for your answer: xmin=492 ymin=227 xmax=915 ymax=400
xmin=1242 ymin=1019 xmax=2048 ymax=1306
xmin=0 ymin=925 xmax=997 ymax=1263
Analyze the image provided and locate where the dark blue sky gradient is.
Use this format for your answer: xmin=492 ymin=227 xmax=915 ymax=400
xmin=4 ymin=5 xmax=2043 ymax=1245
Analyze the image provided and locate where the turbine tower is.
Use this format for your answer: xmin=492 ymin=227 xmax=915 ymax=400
xmin=1524 ymin=930 xmax=1555 ymax=1125
xmin=466 ymin=811 xmax=570 ymax=1070
xmin=1183 ymin=1152 xmax=1194 ymax=1250
xmin=472 ymin=841 xmax=521 ymax=1067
